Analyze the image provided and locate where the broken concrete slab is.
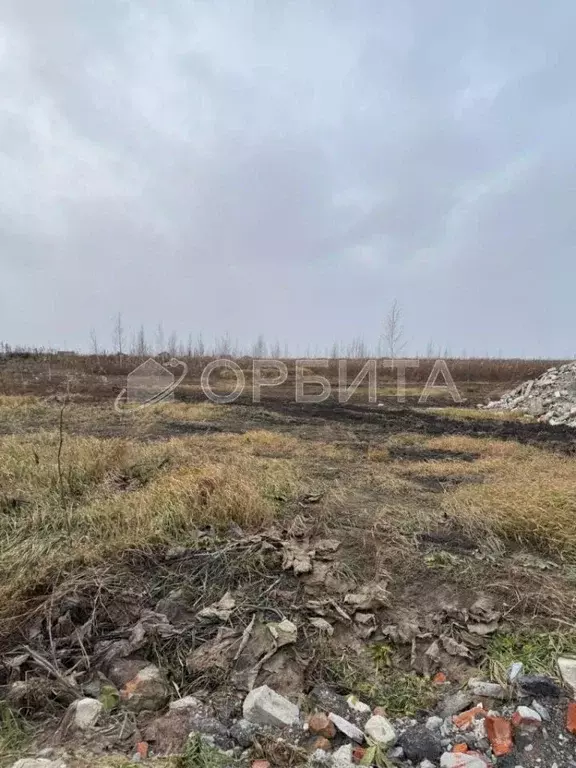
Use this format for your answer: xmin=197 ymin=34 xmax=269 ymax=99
xmin=243 ymin=685 xmax=300 ymax=728
xmin=69 ymin=697 xmax=103 ymax=730
xmin=558 ymin=656 xmax=576 ymax=696
xmin=364 ymin=714 xmax=396 ymax=747
xmin=328 ymin=712 xmax=364 ymax=742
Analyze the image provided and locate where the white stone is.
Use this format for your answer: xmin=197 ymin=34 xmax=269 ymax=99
xmin=508 ymin=662 xmax=524 ymax=683
xmin=11 ymin=761 xmax=67 ymax=768
xmin=169 ymin=695 xmax=202 ymax=711
xmin=332 ymin=744 xmax=354 ymax=768
xmin=70 ymin=698 xmax=103 ymax=730
xmin=516 ymin=705 xmax=542 ymax=722
xmin=364 ymin=715 xmax=396 ymax=747
xmin=425 ymin=716 xmax=443 ymax=731
xmin=558 ymin=656 xmax=576 ymax=695
xmin=531 ymin=699 xmax=550 ymax=721
xmin=346 ymin=694 xmax=370 ymax=713
xmin=467 ymin=678 xmax=506 ymax=699
xmin=440 ymin=753 xmax=490 ymax=766
xmin=243 ymin=685 xmax=299 ymax=727
xmin=419 ymin=761 xmax=436 ymax=768
xmin=328 ymin=712 xmax=364 ymax=742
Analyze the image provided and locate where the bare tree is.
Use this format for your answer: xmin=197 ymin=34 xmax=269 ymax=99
xmin=155 ymin=323 xmax=165 ymax=355
xmin=215 ymin=332 xmax=232 ymax=357
xmin=167 ymin=331 xmax=178 ymax=357
xmin=195 ymin=333 xmax=205 ymax=357
xmin=382 ymin=299 xmax=406 ymax=359
xmin=252 ymin=334 xmax=267 ymax=358
xmin=89 ymin=328 xmax=99 ymax=356
xmin=113 ymin=313 xmax=125 ymax=355
xmin=135 ymin=325 xmax=148 ymax=356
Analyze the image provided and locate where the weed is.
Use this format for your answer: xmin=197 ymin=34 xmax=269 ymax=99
xmin=178 ymin=734 xmax=229 ymax=768
xmin=0 ymin=702 xmax=30 ymax=768
xmin=324 ymin=647 xmax=435 ymax=717
xmin=485 ymin=629 xmax=576 ymax=683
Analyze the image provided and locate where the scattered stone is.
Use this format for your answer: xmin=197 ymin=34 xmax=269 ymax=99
xmin=453 ymin=705 xmax=485 ymax=731
xmin=517 ymin=674 xmax=563 ymax=698
xmin=485 ymin=715 xmax=513 ymax=757
xmin=119 ymin=664 xmax=170 ymax=712
xmin=398 ymin=724 xmax=442 ymax=763
xmin=11 ymin=762 xmax=67 ymax=768
xmin=511 ymin=705 xmax=542 ymax=733
xmin=426 ymin=716 xmax=443 ymax=732
xmin=170 ymin=696 xmax=203 ymax=711
xmin=440 ymin=753 xmax=490 ymax=767
xmin=467 ymin=679 xmax=506 ymax=699
xmin=419 ymin=761 xmax=436 ymax=768
xmin=530 ymin=699 xmax=550 ymax=721
xmin=438 ymin=690 xmax=475 ymax=718
xmin=332 ymin=744 xmax=354 ymax=768
xmin=364 ymin=715 xmax=396 ymax=747
xmin=136 ymin=742 xmax=149 ymax=759
xmin=308 ymin=713 xmax=336 ymax=739
xmin=243 ymin=685 xmax=300 ymax=728
xmin=346 ymin=694 xmax=370 ymax=713
xmin=567 ymin=701 xmax=576 ymax=735
xmin=328 ymin=713 xmax=364 ymax=742
xmin=69 ymin=697 xmax=103 ymax=730
xmin=558 ymin=656 xmax=576 ymax=695
xmin=508 ymin=662 xmax=524 ymax=683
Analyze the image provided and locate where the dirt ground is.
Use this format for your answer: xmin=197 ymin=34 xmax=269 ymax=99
xmin=1 ymin=357 xmax=576 ymax=766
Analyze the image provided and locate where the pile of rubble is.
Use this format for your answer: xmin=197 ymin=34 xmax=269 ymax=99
xmin=480 ymin=362 xmax=576 ymax=426
xmin=9 ymin=658 xmax=576 ymax=768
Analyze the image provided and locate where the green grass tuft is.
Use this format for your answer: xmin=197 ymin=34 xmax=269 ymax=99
xmin=485 ymin=629 xmax=576 ymax=683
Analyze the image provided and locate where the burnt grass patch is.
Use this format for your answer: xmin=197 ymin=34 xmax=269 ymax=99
xmin=230 ymin=397 xmax=576 ymax=455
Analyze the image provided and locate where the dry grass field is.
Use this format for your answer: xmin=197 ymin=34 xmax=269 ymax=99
xmin=1 ymin=353 xmax=576 ymax=765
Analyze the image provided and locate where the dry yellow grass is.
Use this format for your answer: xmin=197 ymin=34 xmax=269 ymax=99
xmin=392 ymin=434 xmax=576 ymax=557
xmin=0 ymin=429 xmax=299 ymax=621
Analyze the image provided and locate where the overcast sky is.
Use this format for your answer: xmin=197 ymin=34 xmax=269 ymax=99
xmin=1 ymin=1 xmax=575 ymax=357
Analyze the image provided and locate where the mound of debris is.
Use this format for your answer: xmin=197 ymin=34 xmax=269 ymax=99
xmin=8 ymin=665 xmax=576 ymax=768
xmin=481 ymin=362 xmax=576 ymax=426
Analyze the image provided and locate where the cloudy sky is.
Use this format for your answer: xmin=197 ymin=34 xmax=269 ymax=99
xmin=1 ymin=1 xmax=575 ymax=357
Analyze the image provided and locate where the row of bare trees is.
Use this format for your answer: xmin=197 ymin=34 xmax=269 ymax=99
xmin=3 ymin=301 xmax=489 ymax=359
xmin=91 ymin=303 xmax=409 ymax=359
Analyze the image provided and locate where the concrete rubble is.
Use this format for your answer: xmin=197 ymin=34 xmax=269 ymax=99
xmin=10 ymin=662 xmax=576 ymax=767
xmin=480 ymin=361 xmax=576 ymax=425
xmin=242 ymin=684 xmax=300 ymax=727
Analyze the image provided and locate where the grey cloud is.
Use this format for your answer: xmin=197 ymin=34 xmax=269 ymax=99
xmin=1 ymin=1 xmax=575 ymax=355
